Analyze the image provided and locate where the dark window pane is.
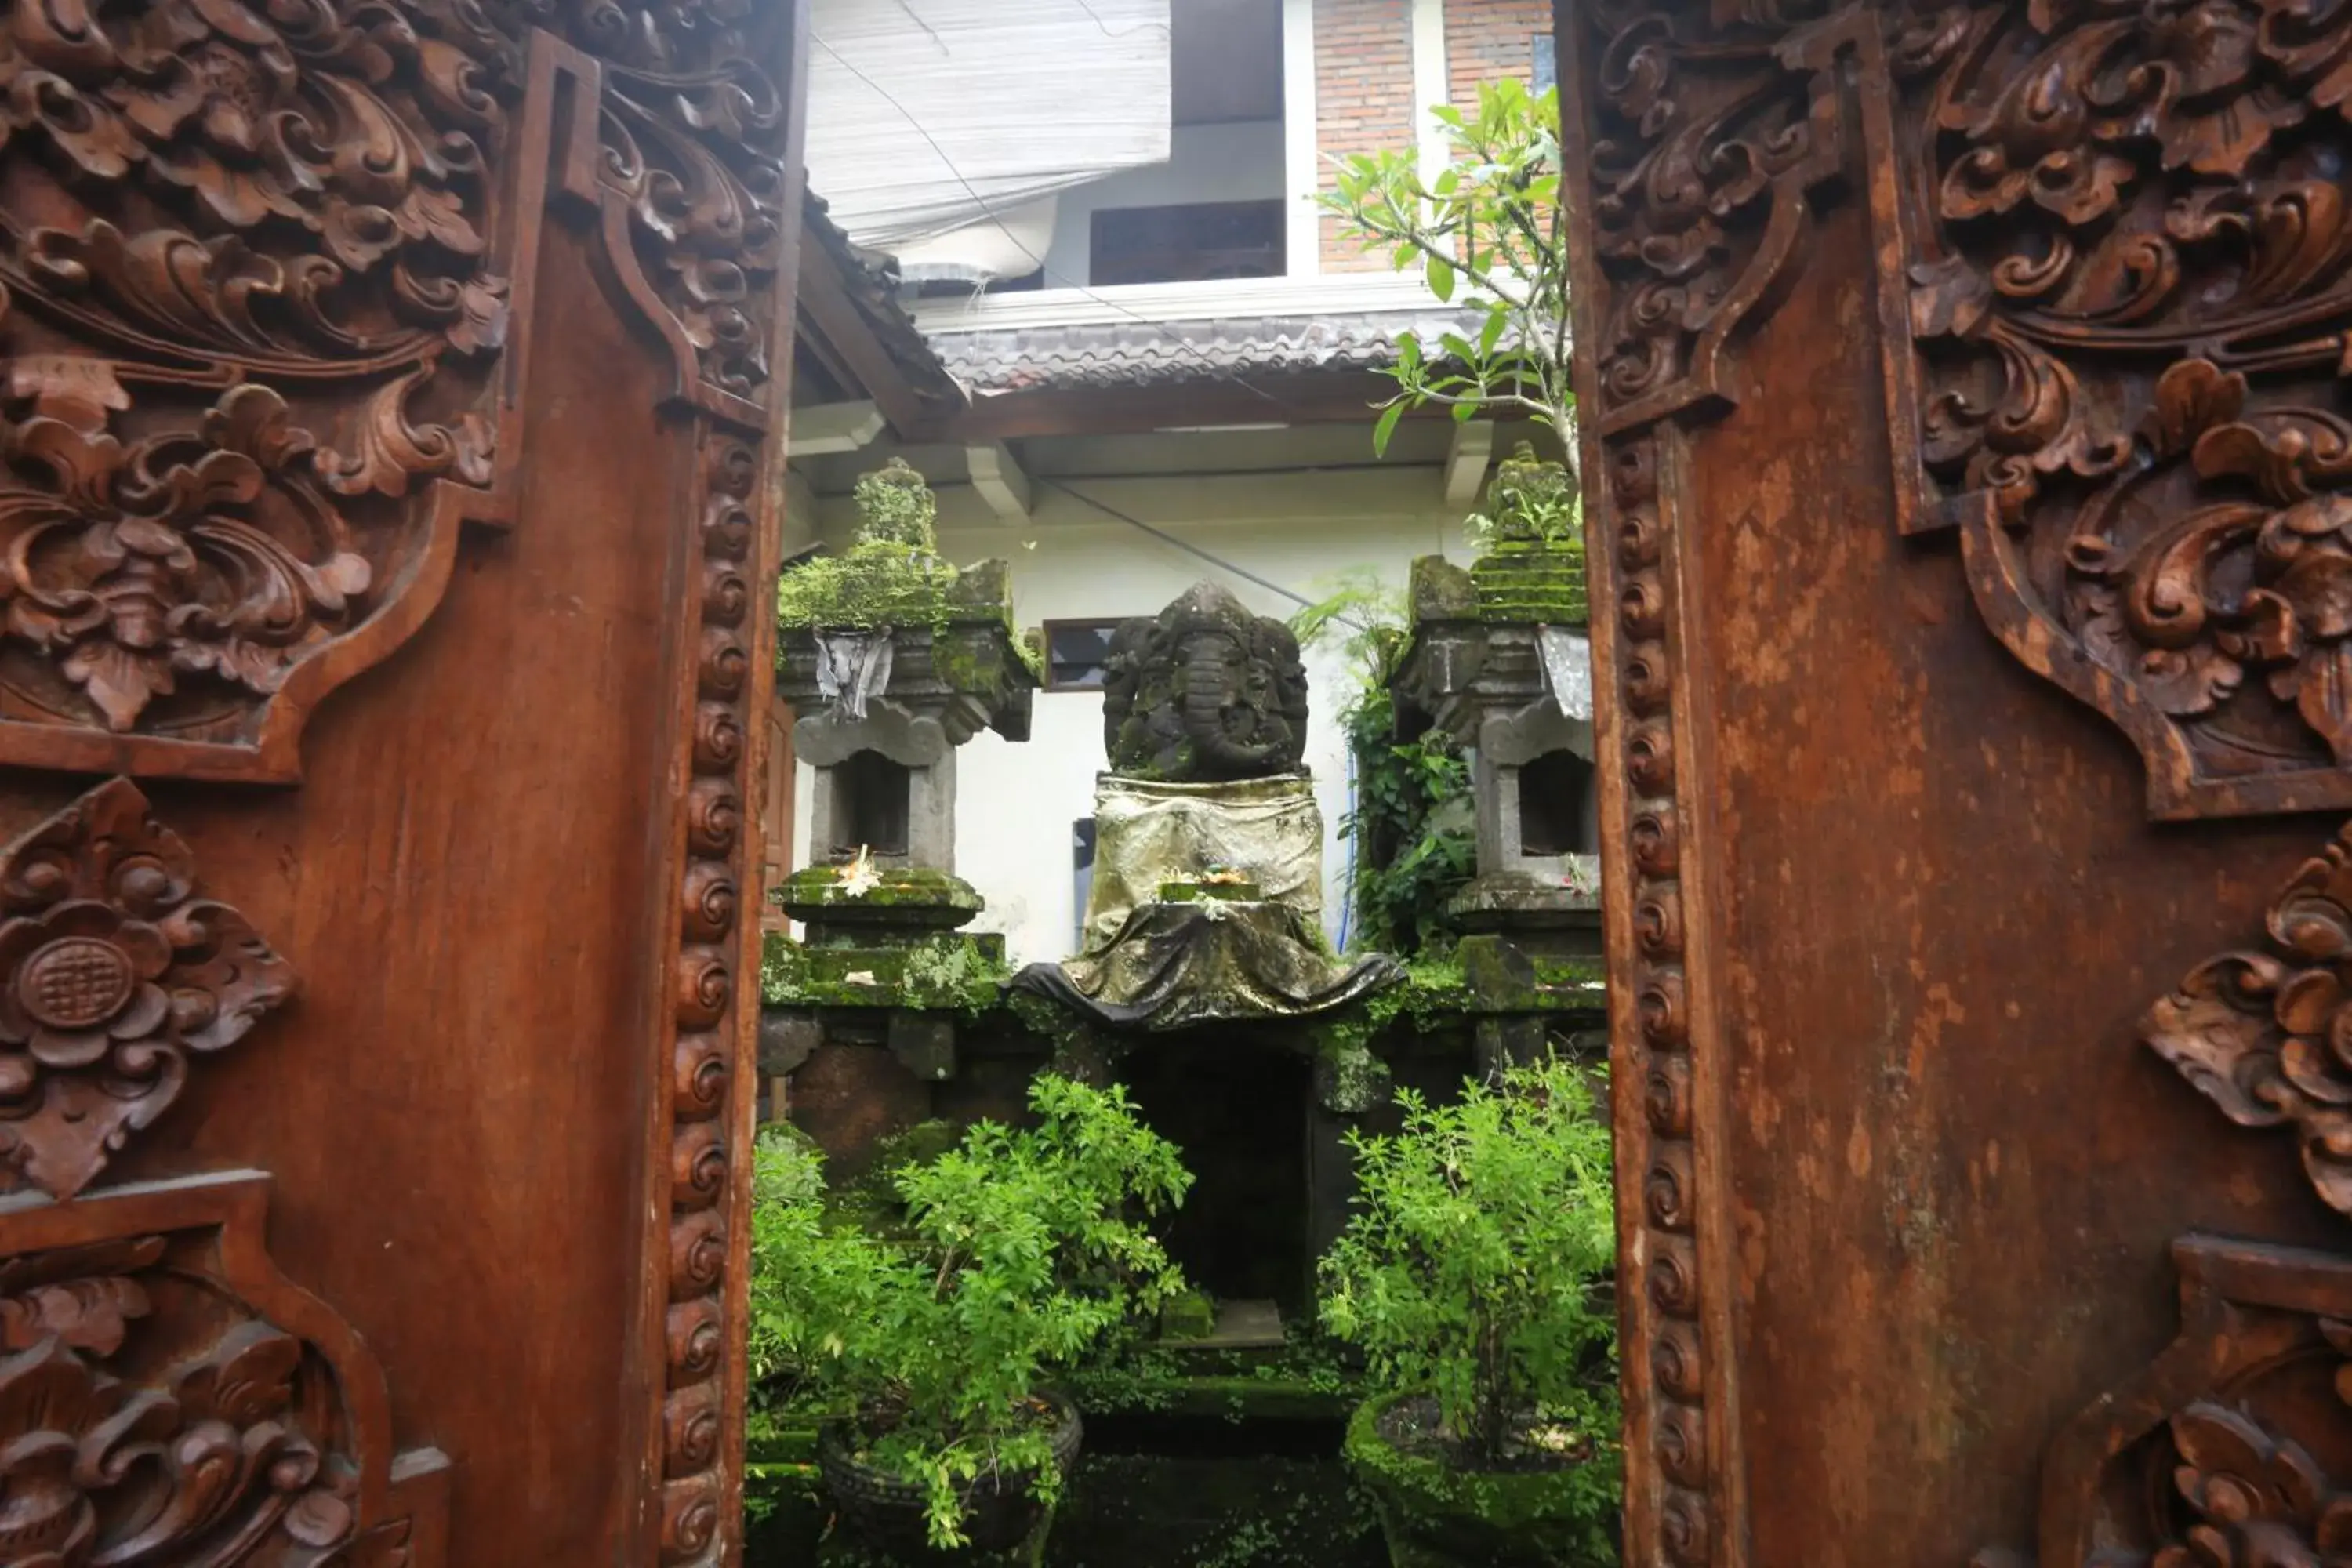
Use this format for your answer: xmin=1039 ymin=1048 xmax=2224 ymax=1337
xmin=1047 ymin=622 xmax=1122 ymax=691
xmin=1090 ymin=201 xmax=1285 ymax=287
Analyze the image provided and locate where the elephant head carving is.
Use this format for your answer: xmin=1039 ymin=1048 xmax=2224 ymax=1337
xmin=1102 ymin=583 xmax=1309 ymax=781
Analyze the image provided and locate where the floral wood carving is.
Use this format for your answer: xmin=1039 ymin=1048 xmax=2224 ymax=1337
xmin=0 ymin=777 xmax=293 ymax=1202
xmin=1893 ymin=0 xmax=2352 ymax=818
xmin=2141 ymin=818 xmax=2352 ymax=1218
xmin=521 ymin=0 xmax=789 ymax=416
xmin=1573 ymin=0 xmax=1853 ymax=435
xmin=0 ymin=1171 xmax=448 ymax=1566
xmin=1970 ymin=1234 xmax=2352 ymax=1568
xmin=0 ymin=0 xmax=521 ymax=780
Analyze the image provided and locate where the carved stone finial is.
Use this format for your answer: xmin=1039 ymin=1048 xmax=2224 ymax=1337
xmin=1102 ymin=583 xmax=1309 ymax=782
xmin=850 ymin=457 xmax=941 ymax=553
xmin=1478 ymin=444 xmax=1580 ymax=546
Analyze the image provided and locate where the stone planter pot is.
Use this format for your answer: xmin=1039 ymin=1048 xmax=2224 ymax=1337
xmin=1343 ymin=1390 xmax=1615 ymax=1568
xmin=816 ymin=1392 xmax=1082 ymax=1563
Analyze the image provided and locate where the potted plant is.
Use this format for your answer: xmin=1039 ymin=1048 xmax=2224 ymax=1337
xmin=1319 ymin=1059 xmax=1620 ymax=1566
xmin=750 ymin=1075 xmax=1192 ymax=1562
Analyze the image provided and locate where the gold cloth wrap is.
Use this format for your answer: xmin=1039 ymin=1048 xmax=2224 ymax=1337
xmin=1017 ymin=774 xmax=1399 ymax=1029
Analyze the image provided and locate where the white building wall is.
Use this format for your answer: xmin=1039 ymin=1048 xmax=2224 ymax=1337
xmin=791 ymin=472 xmax=1468 ymax=968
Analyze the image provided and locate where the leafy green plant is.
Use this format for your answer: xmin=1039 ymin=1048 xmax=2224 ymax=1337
xmin=1292 ymin=575 xmax=1473 ymax=956
xmin=1320 ymin=78 xmax=1573 ymax=462
xmin=747 ymin=1076 xmax=1192 ymax=1548
xmin=1319 ymin=1059 xmax=1616 ymax=1465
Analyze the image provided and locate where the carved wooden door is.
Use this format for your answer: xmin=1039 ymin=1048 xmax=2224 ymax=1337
xmin=0 ymin=0 xmax=801 ymax=1562
xmin=1554 ymin=3 xmax=2352 ymax=1564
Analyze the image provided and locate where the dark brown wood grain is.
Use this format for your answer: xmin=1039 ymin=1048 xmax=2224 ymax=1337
xmin=0 ymin=0 xmax=807 ymax=1563
xmin=1555 ymin=3 xmax=2352 ymax=1566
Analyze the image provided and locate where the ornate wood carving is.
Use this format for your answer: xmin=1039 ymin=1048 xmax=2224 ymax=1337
xmin=0 ymin=778 xmax=292 ymax=1203
xmin=512 ymin=8 xmax=793 ymax=1559
xmin=1575 ymin=0 xmax=1853 ymax=435
xmin=1869 ymin=2 xmax=2352 ymax=818
xmin=0 ymin=1170 xmax=448 ymax=1566
xmin=521 ymin=0 xmax=790 ymax=423
xmin=1559 ymin=8 xmax=1861 ymax=1563
xmin=0 ymin=0 xmax=526 ymax=782
xmin=1602 ymin=433 xmax=1723 ymax=1566
xmin=2140 ymin=818 xmax=2352 ymax=1218
xmin=1972 ymin=1234 xmax=2352 ymax=1568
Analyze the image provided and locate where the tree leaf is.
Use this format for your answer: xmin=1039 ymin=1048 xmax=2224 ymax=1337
xmin=1374 ymin=401 xmax=1406 ymax=457
xmin=1427 ymin=254 xmax=1455 ymax=301
xmin=1479 ymin=307 xmax=1507 ymax=359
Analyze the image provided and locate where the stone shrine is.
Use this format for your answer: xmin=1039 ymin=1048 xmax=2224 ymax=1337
xmin=1015 ymin=581 xmax=1396 ymax=1031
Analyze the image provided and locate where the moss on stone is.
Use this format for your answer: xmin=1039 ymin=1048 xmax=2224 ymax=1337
xmin=1471 ymin=546 xmax=1587 ymax=627
xmin=1410 ymin=555 xmax=1479 ymax=628
xmin=760 ymin=929 xmax=1009 ymax=1014
xmin=1460 ymin=446 xmax=1588 ymax=629
xmin=1456 ymin=938 xmax=1607 ymax=1014
xmin=1159 ymin=1290 xmax=1218 ymax=1341
xmin=1362 ymin=954 xmax=1473 ymax=1033
xmin=779 ymin=864 xmax=986 ymax=915
xmin=1341 ymin=1391 xmax=1619 ymax=1566
xmin=774 ymin=458 xmax=1024 ymax=644
xmin=1316 ymin=1031 xmax=1394 ymax=1114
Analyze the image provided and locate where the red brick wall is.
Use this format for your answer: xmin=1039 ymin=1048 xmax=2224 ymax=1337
xmin=1313 ymin=0 xmax=1415 ymax=272
xmin=1443 ymin=0 xmax=1552 ymax=109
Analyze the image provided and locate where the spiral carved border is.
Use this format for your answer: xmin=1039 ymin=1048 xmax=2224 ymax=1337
xmin=1604 ymin=431 xmax=1724 ymax=1566
xmin=520 ymin=6 xmax=792 ymax=1558
xmin=652 ymin=426 xmax=759 ymax=1566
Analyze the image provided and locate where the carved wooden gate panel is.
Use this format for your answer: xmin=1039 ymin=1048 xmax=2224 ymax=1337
xmin=1555 ymin=3 xmax=2352 ymax=1563
xmin=0 ymin=0 xmax=801 ymax=1561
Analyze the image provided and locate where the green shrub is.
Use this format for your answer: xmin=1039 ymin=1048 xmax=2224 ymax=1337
xmin=1291 ymin=575 xmax=1475 ymax=956
xmin=1318 ymin=1059 xmax=1616 ymax=1464
xmin=746 ymin=1076 xmax=1192 ymax=1548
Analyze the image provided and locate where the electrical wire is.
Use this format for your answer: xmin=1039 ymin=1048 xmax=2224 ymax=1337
xmin=1040 ymin=477 xmax=1371 ymax=629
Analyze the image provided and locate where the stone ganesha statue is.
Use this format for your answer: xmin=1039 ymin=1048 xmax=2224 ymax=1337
xmin=1102 ymin=583 xmax=1309 ymax=780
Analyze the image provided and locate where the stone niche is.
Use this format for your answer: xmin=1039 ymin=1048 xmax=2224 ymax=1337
xmin=782 ymin=612 xmax=1028 ymax=881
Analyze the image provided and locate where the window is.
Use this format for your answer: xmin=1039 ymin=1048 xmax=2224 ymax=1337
xmin=1089 ymin=201 xmax=1286 ymax=287
xmin=1044 ymin=619 xmax=1126 ymax=691
xmin=1533 ymin=34 xmax=1557 ymax=96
